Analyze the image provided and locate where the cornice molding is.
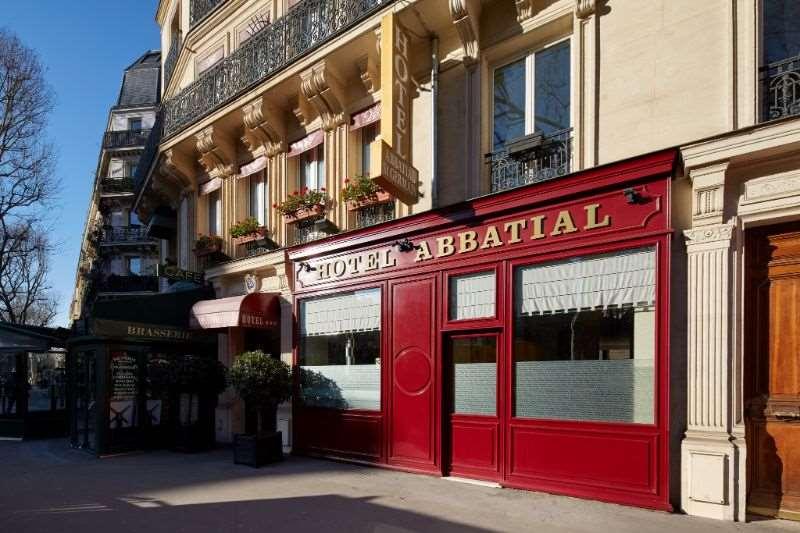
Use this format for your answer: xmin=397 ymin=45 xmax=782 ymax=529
xmin=684 ymin=223 xmax=735 ymax=246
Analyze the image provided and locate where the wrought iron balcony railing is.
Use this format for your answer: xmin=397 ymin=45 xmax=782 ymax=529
xmin=291 ymin=218 xmax=338 ymax=246
xmin=488 ymin=129 xmax=572 ymax=194
xmin=355 ymin=202 xmax=395 ymax=229
xmin=164 ymin=0 xmax=392 ymax=137
xmin=761 ymin=54 xmax=800 ymax=122
xmin=164 ymin=34 xmax=182 ymax=89
xmin=190 ymin=0 xmax=226 ymax=28
xmin=100 ymin=177 xmax=135 ymax=194
xmin=99 ymin=226 xmax=155 ymax=244
xmin=103 ymin=129 xmax=152 ymax=150
xmin=96 ymin=274 xmax=159 ymax=293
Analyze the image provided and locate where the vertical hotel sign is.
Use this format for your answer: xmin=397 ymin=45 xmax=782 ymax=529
xmin=373 ymin=13 xmax=419 ymax=205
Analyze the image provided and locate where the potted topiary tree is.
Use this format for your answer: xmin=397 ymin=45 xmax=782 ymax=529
xmin=229 ymin=350 xmax=292 ymax=467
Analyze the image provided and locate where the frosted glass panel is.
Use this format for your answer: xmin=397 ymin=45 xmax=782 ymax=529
xmin=513 ymin=248 xmax=656 ymax=424
xmin=451 ymin=337 xmax=496 ymax=416
xmin=449 ymin=271 xmax=496 ymax=321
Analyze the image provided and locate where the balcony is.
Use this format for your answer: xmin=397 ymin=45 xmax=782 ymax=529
xmin=103 ymin=129 xmax=152 ymax=150
xmin=190 ymin=0 xmax=226 ymax=29
xmin=761 ymin=54 xmax=800 ymax=122
xmin=487 ymin=129 xmax=572 ymax=194
xmin=99 ymin=226 xmax=156 ymax=245
xmin=133 ymin=113 xmax=163 ymax=192
xmin=164 ymin=34 xmax=181 ymax=89
xmin=100 ymin=177 xmax=135 ymax=194
xmin=355 ymin=202 xmax=395 ymax=229
xmin=164 ymin=0 xmax=393 ymax=138
xmin=96 ymin=274 xmax=159 ymax=294
xmin=291 ymin=218 xmax=338 ymax=246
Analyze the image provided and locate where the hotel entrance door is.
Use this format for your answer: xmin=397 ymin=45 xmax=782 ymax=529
xmin=444 ymin=333 xmax=502 ymax=481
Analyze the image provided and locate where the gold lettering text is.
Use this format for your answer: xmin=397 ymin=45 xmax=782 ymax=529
xmin=551 ymin=210 xmax=578 ymax=236
xmin=481 ymin=226 xmax=503 ymax=249
xmin=584 ymin=203 xmax=611 ymax=230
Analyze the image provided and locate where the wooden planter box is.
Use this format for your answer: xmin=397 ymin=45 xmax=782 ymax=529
xmin=233 ymin=227 xmax=269 ymax=245
xmin=193 ymin=241 xmax=223 ymax=257
xmin=233 ymin=431 xmax=283 ymax=467
xmin=346 ymin=190 xmax=393 ymax=211
xmin=283 ymin=204 xmax=325 ymax=224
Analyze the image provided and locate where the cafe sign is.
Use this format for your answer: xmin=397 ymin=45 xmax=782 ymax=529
xmin=376 ymin=12 xmax=419 ymax=205
xmin=156 ymin=263 xmax=204 ymax=284
xmin=313 ymin=202 xmax=613 ymax=282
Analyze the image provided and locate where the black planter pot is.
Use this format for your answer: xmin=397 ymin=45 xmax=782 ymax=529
xmin=233 ymin=431 xmax=283 ymax=467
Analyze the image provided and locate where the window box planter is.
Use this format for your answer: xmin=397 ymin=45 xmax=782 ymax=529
xmin=283 ymin=204 xmax=325 ymax=224
xmin=346 ymin=190 xmax=394 ymax=211
xmin=194 ymin=242 xmax=223 ymax=257
xmin=233 ymin=227 xmax=270 ymax=245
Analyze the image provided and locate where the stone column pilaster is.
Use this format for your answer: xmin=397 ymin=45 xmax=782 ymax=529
xmin=681 ymin=162 xmax=746 ymax=521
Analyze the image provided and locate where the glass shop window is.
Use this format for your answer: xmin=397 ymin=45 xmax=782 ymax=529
xmin=513 ymin=247 xmax=656 ymax=424
xmin=249 ymin=173 xmax=267 ymax=226
xmin=492 ymin=40 xmax=571 ymax=149
xmin=449 ymin=336 xmax=497 ymax=416
xmin=0 ymin=354 xmax=17 ymax=415
xmin=449 ymin=271 xmax=496 ymax=321
xmin=298 ymin=144 xmax=325 ymax=191
xmin=27 ymin=352 xmax=67 ymax=412
xmin=298 ymin=288 xmax=381 ymax=410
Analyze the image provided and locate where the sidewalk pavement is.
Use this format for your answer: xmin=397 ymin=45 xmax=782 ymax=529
xmin=1 ymin=439 xmax=799 ymax=533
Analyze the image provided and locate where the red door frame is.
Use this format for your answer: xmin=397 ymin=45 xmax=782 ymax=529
xmin=289 ymin=149 xmax=677 ymax=511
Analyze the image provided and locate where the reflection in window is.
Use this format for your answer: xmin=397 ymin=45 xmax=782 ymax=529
xmin=299 ymin=145 xmax=325 ymax=190
xmin=249 ymin=173 xmax=266 ymax=226
xmin=492 ymin=41 xmax=571 ymax=149
xmin=0 ymin=354 xmax=17 ymax=415
xmin=361 ymin=122 xmax=379 ymax=177
xmin=27 ymin=352 xmax=66 ymax=412
xmin=513 ymin=248 xmax=656 ymax=424
xmin=299 ymin=289 xmax=381 ymax=410
xmin=763 ymin=0 xmax=800 ymax=65
xmin=208 ymin=189 xmax=220 ymax=235
xmin=450 ymin=337 xmax=496 ymax=416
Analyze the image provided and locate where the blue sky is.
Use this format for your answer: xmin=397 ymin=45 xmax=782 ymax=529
xmin=2 ymin=1 xmax=160 ymax=326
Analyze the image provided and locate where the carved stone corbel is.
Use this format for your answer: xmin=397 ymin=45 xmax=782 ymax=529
xmin=299 ymin=60 xmax=346 ymax=131
xmin=356 ymin=55 xmax=379 ymax=94
xmin=195 ymin=125 xmax=236 ymax=178
xmin=159 ymin=148 xmax=197 ymax=191
xmin=241 ymin=97 xmax=286 ymax=158
xmin=515 ymin=0 xmax=535 ymax=22
xmin=290 ymin=94 xmax=313 ymax=127
xmin=449 ymin=0 xmax=481 ymax=65
xmin=576 ymin=0 xmax=598 ymax=19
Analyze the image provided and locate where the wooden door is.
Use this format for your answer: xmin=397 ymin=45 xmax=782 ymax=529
xmin=746 ymin=224 xmax=800 ymax=520
xmin=444 ymin=333 xmax=502 ymax=481
xmin=387 ymin=277 xmax=438 ymax=472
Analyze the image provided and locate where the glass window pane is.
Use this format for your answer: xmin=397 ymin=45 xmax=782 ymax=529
xmin=514 ymin=247 xmax=656 ymax=424
xmin=534 ymin=41 xmax=571 ymax=135
xmin=208 ymin=190 xmax=219 ymax=235
xmin=449 ymin=271 xmax=496 ymax=320
xmin=451 ymin=337 xmax=496 ymax=415
xmin=299 ymin=288 xmax=381 ymax=410
xmin=1 ymin=354 xmax=17 ymax=415
xmin=249 ymin=175 xmax=265 ymax=225
xmin=493 ymin=58 xmax=526 ymax=149
xmin=763 ymin=0 xmax=800 ymax=65
xmin=27 ymin=352 xmax=66 ymax=412
xmin=361 ymin=123 xmax=378 ymax=177
xmin=316 ymin=145 xmax=325 ymax=189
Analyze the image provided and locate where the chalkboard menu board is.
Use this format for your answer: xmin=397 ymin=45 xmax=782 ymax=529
xmin=111 ymin=352 xmax=137 ymax=401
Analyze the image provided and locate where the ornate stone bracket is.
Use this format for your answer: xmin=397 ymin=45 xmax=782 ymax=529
xmin=299 ymin=61 xmax=346 ymax=131
xmin=449 ymin=0 xmax=481 ymax=65
xmin=195 ymin=125 xmax=236 ymax=178
xmin=576 ymin=0 xmax=598 ymax=19
xmin=689 ymin=162 xmax=729 ymax=227
xmin=356 ymin=55 xmax=379 ymax=94
xmin=241 ymin=97 xmax=286 ymax=158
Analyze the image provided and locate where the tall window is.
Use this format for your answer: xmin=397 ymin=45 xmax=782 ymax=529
xmin=762 ymin=0 xmax=800 ymax=120
xmin=128 ymin=256 xmax=142 ymax=275
xmin=128 ymin=117 xmax=143 ymax=131
xmin=208 ymin=189 xmax=220 ymax=235
xmin=513 ymin=248 xmax=656 ymax=424
xmin=298 ymin=145 xmax=325 ymax=190
xmin=493 ymin=40 xmax=571 ymax=149
xmin=360 ymin=123 xmax=378 ymax=177
xmin=298 ymin=289 xmax=381 ymax=410
xmin=249 ymin=173 xmax=266 ymax=226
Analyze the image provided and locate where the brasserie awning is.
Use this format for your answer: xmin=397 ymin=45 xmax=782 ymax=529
xmin=190 ymin=292 xmax=281 ymax=330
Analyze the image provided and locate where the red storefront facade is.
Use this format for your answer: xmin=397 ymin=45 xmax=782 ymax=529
xmin=289 ymin=150 xmax=677 ymax=511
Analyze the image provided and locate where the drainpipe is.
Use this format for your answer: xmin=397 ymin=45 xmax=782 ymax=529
xmin=431 ymin=35 xmax=439 ymax=209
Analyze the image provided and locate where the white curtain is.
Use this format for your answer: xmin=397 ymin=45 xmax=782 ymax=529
xmin=518 ymin=248 xmax=655 ymax=315
xmin=450 ymin=271 xmax=496 ymax=320
xmin=300 ymin=288 xmax=381 ymax=336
